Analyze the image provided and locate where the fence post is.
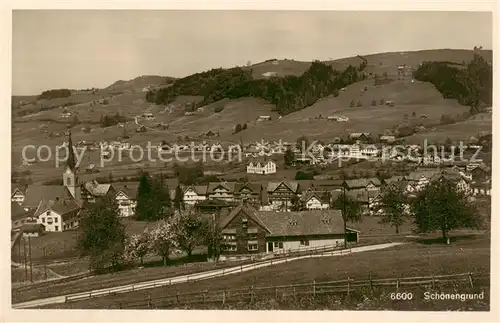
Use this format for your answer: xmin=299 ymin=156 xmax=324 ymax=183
xmin=293 ymin=284 xmax=296 ymax=300
xmin=396 ymin=278 xmax=400 ymax=290
xmin=313 ymin=280 xmax=316 ymax=297
xmin=468 ymin=272 xmax=474 ymax=288
xmin=240 ymin=264 xmax=243 ymax=273
xmin=347 ymin=277 xmax=351 ymax=297
xmin=369 ymin=275 xmax=373 ymax=290
xmin=169 ymin=279 xmax=171 ymax=285
xmin=148 ymin=295 xmax=152 ymax=309
xmin=274 ymin=285 xmax=278 ymax=299
xmin=176 ymin=291 xmax=180 ymax=304
xmin=222 ymin=290 xmax=226 ymax=306
xmin=132 ymin=285 xmax=134 ymax=292
xmin=118 ymin=302 xmax=123 ymax=309
xmin=88 ymin=292 xmax=92 ymax=300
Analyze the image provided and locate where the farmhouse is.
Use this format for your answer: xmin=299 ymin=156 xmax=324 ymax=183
xmin=11 ymin=186 xmax=26 ymax=205
xmin=11 ymin=202 xmax=37 ymax=231
xmin=233 ymin=182 xmax=262 ymax=205
xmin=246 ymin=158 xmax=277 ymax=175
xmin=344 ymin=178 xmax=382 ymax=194
xmin=81 ymin=180 xmax=113 ymax=204
xmin=348 ymin=132 xmax=371 ymax=142
xmin=21 ymin=223 xmax=45 ymax=238
xmin=33 ymin=198 xmax=82 ymax=232
xmin=207 ymin=182 xmax=236 ymax=202
xmin=218 ymin=204 xmax=359 ymax=258
xmin=300 ymin=190 xmax=330 ymax=210
xmin=379 ymin=135 xmax=396 ymax=144
xmin=112 ymin=182 xmax=139 ymax=217
xmin=256 ymin=116 xmax=272 ymax=122
xmin=142 ymin=112 xmax=156 ymax=120
xmin=182 ymin=185 xmax=208 ymax=206
xmin=265 ymin=180 xmax=299 ymax=212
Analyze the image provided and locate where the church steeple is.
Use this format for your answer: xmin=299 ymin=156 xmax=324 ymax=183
xmin=66 ymin=130 xmax=76 ymax=170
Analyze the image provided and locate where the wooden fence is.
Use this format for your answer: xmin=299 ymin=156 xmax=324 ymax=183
xmin=63 ymin=245 xmax=352 ymax=303
xmin=115 ymin=272 xmax=489 ymax=309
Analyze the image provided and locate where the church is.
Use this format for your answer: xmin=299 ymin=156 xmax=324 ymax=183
xmin=12 ymin=132 xmax=109 ymax=232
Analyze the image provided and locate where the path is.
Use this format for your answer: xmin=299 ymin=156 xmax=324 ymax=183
xmin=13 ymin=242 xmax=405 ymax=309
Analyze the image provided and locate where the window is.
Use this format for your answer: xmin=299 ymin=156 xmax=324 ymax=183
xmin=247 ymin=241 xmax=258 ymax=251
xmin=42 ymin=217 xmax=45 ymax=223
xmin=55 ymin=226 xmax=59 ymax=231
xmin=222 ymin=242 xmax=237 ymax=251
xmin=242 ymin=218 xmax=248 ymax=229
xmin=47 ymin=217 xmax=53 ymax=224
xmin=274 ymin=242 xmax=284 ymax=249
xmin=46 ymin=210 xmax=51 ymax=216
xmin=223 ymin=235 xmax=236 ymax=241
xmin=54 ymin=217 xmax=58 ymax=223
xmin=300 ymin=240 xmax=310 ymax=246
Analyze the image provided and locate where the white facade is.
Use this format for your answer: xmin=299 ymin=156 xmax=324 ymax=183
xmin=115 ymin=191 xmax=137 ymax=217
xmin=11 ymin=189 xmax=25 ymax=205
xmin=246 ymin=160 xmax=277 ymax=175
xmin=183 ymin=188 xmax=207 ymax=205
xmin=208 ymin=188 xmax=234 ymax=202
xmin=37 ymin=209 xmax=63 ymax=232
xmin=266 ymin=237 xmax=344 ymax=253
xmin=305 ymin=196 xmax=329 ymax=210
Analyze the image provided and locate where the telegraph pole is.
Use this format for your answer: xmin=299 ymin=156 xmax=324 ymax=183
xmin=43 ymin=247 xmax=48 ymax=280
xmin=343 ymin=185 xmax=347 ymax=249
xmin=23 ymin=237 xmax=28 ymax=282
xmin=28 ymin=236 xmax=33 ymax=282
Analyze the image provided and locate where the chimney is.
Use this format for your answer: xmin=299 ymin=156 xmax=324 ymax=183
xmin=55 ymin=196 xmax=60 ymax=202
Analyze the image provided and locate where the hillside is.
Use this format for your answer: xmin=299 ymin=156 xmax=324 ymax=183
xmin=11 ymin=48 xmax=493 ymax=184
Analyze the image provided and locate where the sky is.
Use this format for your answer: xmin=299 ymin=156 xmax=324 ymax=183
xmin=12 ymin=10 xmax=493 ymax=95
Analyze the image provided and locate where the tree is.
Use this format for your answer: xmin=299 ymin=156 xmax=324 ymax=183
xmin=284 ymin=147 xmax=295 ymax=167
xmin=203 ymin=216 xmax=223 ymax=262
xmin=290 ymin=195 xmax=307 ymax=211
xmin=331 ymin=188 xmax=362 ymax=248
xmin=378 ymin=184 xmax=409 ymax=234
xmin=356 ymin=100 xmax=362 ymax=107
xmin=173 ymin=185 xmax=185 ymax=211
xmin=150 ymin=219 xmax=180 ymax=266
xmin=135 ymin=173 xmax=152 ymax=221
xmin=295 ymin=171 xmax=314 ymax=180
xmin=172 ymin=210 xmax=205 ymax=258
xmin=412 ymin=111 xmax=416 ymax=118
xmin=349 ymin=100 xmax=356 ymax=108
xmin=242 ymin=123 xmax=247 ymax=130
xmin=410 ymin=178 xmax=481 ymax=242
xmin=234 ymin=123 xmax=242 ymax=133
xmin=77 ymin=196 xmax=126 ymax=272
xmin=124 ymin=232 xmax=150 ymax=266
xmin=148 ymin=174 xmax=173 ymax=220
xmin=371 ymin=99 xmax=377 ymax=106
xmin=296 ymin=135 xmax=310 ymax=150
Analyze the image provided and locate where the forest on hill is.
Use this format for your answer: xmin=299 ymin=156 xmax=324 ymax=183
xmin=146 ymin=60 xmax=366 ymax=115
xmin=146 ymin=52 xmax=492 ymax=116
xmin=413 ymin=53 xmax=492 ymax=113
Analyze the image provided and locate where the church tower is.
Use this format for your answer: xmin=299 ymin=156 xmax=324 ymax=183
xmin=63 ymin=131 xmax=80 ymax=200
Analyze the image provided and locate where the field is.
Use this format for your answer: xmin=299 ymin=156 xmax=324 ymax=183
xmin=11 ymin=49 xmax=492 ymax=185
xmin=42 ymin=233 xmax=490 ymax=309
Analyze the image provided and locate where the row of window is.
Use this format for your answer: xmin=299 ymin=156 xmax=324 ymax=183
xmin=222 ymin=241 xmax=258 ymax=252
xmin=41 ymin=217 xmax=58 ymax=224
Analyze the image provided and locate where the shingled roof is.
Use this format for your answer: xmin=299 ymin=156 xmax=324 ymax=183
xmin=219 ymin=203 xmax=270 ymax=232
xmin=33 ymin=199 xmax=81 ymax=220
xmin=207 ymin=182 xmax=236 ymax=194
xmin=266 ymin=180 xmax=299 ymax=193
xmin=83 ymin=180 xmax=112 ymax=197
xmin=254 ymin=210 xmax=356 ymax=237
xmin=23 ymin=185 xmax=73 ymax=208
xmin=344 ymin=178 xmax=381 ymax=189
xmin=182 ymin=185 xmax=208 ymax=196
xmin=112 ymin=182 xmax=140 ymax=200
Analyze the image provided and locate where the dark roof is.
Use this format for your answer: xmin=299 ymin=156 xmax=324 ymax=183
xmin=11 ymin=186 xmax=27 ymax=196
xmin=344 ymin=178 xmax=381 ymax=189
xmin=254 ymin=210 xmax=355 ymax=237
xmin=234 ymin=182 xmax=262 ymax=194
xmin=182 ymin=185 xmax=208 ymax=196
xmin=23 ymin=185 xmax=73 ymax=208
xmin=33 ymin=199 xmax=81 ymax=219
xmin=83 ymin=180 xmax=112 ymax=196
xmin=219 ymin=203 xmax=270 ymax=232
xmin=112 ymin=182 xmax=140 ymax=199
xmin=267 ymin=180 xmax=299 ymax=193
xmin=346 ymin=190 xmax=380 ymax=203
xmin=300 ymin=190 xmax=331 ymax=204
xmin=207 ymin=182 xmax=236 ymax=194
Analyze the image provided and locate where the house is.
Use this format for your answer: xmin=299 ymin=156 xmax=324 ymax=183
xmin=266 ymin=180 xmax=299 ymax=212
xmin=256 ymin=116 xmax=271 ymax=122
xmin=22 ymin=185 xmax=74 ymax=212
xmin=246 ymin=158 xmax=277 ymax=175
xmin=471 ymin=181 xmax=491 ymax=196
xmin=182 ymin=185 xmax=208 ymax=206
xmin=233 ymin=182 xmax=262 ymax=205
xmin=346 ymin=190 xmax=381 ymax=216
xmin=136 ymin=125 xmax=147 ymax=133
xmin=470 ymin=164 xmax=491 ymax=182
xmin=207 ymin=182 xmax=235 ymax=202
xmin=360 ymin=145 xmax=379 ymax=158
xmin=81 ymin=180 xmax=114 ymax=204
xmin=404 ymin=169 xmax=440 ymax=194
xmin=21 ymin=223 xmax=45 ymax=238
xmin=142 ymin=113 xmax=156 ymax=120
xmin=343 ymin=178 xmax=382 ymax=193
xmin=11 ymin=186 xmax=26 ymax=205
xmin=300 ymin=190 xmax=330 ymax=210
xmin=218 ymin=205 xmax=359 ymax=258
xmin=348 ymin=132 xmax=371 ymax=142
xmin=379 ymin=135 xmax=396 ymax=144
xmin=112 ymin=182 xmax=139 ymax=217
xmin=33 ymin=198 xmax=82 ymax=232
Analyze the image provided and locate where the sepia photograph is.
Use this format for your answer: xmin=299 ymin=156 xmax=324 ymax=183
xmin=5 ymin=7 xmax=495 ymax=318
